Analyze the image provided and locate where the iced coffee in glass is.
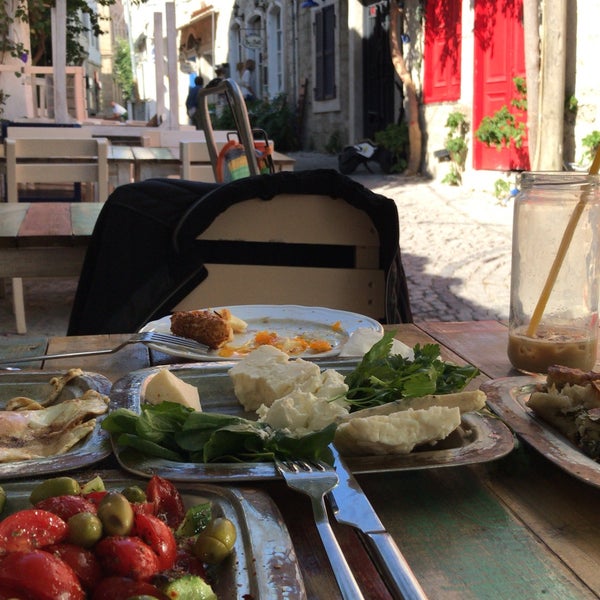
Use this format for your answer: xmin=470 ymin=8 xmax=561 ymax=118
xmin=508 ymin=172 xmax=600 ymax=374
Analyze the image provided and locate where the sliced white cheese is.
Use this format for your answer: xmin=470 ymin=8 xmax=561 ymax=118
xmin=144 ymin=369 xmax=201 ymax=411
xmin=334 ymin=405 xmax=461 ymax=456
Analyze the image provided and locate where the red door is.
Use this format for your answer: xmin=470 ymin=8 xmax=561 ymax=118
xmin=473 ymin=0 xmax=529 ymax=170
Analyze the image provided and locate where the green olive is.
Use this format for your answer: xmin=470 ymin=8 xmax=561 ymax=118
xmin=29 ymin=477 xmax=81 ymax=505
xmin=121 ymin=485 xmax=146 ymax=504
xmin=97 ymin=492 xmax=134 ymax=536
xmin=193 ymin=517 xmax=237 ymax=564
xmin=67 ymin=511 xmax=103 ymax=548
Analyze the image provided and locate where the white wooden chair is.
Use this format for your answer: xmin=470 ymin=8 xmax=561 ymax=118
xmin=180 ymin=140 xmax=223 ymax=182
xmin=5 ymin=136 xmax=109 ymax=333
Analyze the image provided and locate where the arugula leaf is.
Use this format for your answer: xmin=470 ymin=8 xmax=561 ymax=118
xmin=344 ymin=332 xmax=479 ymax=409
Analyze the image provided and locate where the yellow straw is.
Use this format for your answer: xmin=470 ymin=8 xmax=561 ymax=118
xmin=526 ymin=147 xmax=600 ymax=336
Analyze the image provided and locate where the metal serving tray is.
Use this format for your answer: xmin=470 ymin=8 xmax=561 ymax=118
xmin=109 ymin=361 xmax=515 ymax=482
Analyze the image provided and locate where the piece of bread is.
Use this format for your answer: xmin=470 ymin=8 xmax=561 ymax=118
xmin=170 ymin=309 xmax=234 ymax=349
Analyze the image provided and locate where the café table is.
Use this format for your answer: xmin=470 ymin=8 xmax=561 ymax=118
xmin=1 ymin=320 xmax=599 ymax=599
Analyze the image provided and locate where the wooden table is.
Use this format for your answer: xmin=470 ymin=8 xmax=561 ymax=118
xmin=2 ymin=321 xmax=600 ymax=599
xmin=0 ymin=202 xmax=102 ymax=279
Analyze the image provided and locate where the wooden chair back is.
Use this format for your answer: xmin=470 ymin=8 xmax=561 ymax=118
xmin=5 ymin=137 xmax=109 ymax=203
xmin=173 ymin=193 xmax=387 ymax=320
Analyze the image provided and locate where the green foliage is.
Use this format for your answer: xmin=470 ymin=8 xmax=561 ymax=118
xmin=0 ymin=0 xmax=117 ymax=67
xmin=114 ymin=38 xmax=134 ymax=102
xmin=493 ymin=178 xmax=511 ymax=201
xmin=374 ymin=122 xmax=409 ymax=173
xmin=566 ymin=95 xmax=578 ymax=114
xmin=582 ymin=131 xmax=600 ymax=162
xmin=442 ymin=111 xmax=469 ymax=186
xmin=212 ymin=94 xmax=300 ymax=152
xmin=324 ymin=130 xmax=343 ymax=154
xmin=475 ymin=78 xmax=527 ymax=150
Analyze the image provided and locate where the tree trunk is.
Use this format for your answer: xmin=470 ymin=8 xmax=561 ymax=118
xmin=389 ymin=1 xmax=421 ymax=175
xmin=523 ymin=0 xmax=540 ymax=169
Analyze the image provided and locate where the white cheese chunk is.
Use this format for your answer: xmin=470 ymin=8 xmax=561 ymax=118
xmin=144 ymin=369 xmax=201 ymax=411
xmin=257 ymin=389 xmax=350 ymax=435
xmin=334 ymin=406 xmax=461 ymax=456
xmin=229 ymin=345 xmax=322 ymax=411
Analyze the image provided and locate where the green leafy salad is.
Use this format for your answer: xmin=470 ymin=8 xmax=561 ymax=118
xmin=102 ymin=331 xmax=479 ymax=463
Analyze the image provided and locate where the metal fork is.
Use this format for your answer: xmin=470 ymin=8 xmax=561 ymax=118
xmin=275 ymin=458 xmax=365 ymax=600
xmin=0 ymin=331 xmax=209 ymax=365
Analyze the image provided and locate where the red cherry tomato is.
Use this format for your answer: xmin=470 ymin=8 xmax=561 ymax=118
xmin=0 ymin=586 xmax=26 ymax=600
xmin=0 ymin=509 xmax=67 ymax=555
xmin=133 ymin=512 xmax=177 ymax=571
xmin=94 ymin=536 xmax=159 ymax=581
xmin=91 ymin=576 xmax=168 ymax=600
xmin=46 ymin=543 xmax=103 ymax=590
xmin=131 ymin=500 xmax=155 ymax=516
xmin=34 ymin=495 xmax=97 ymax=521
xmin=83 ymin=491 xmax=108 ymax=507
xmin=0 ymin=550 xmax=84 ymax=600
xmin=146 ymin=476 xmax=185 ymax=529
xmin=172 ymin=547 xmax=208 ymax=578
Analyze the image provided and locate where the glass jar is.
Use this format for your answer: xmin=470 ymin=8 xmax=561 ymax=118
xmin=508 ymin=172 xmax=600 ymax=374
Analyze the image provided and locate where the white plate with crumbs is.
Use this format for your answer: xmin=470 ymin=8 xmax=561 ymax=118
xmin=139 ymin=304 xmax=383 ymax=361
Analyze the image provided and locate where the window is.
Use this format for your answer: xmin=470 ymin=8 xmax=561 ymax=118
xmin=314 ymin=5 xmax=336 ymax=101
xmin=423 ymin=0 xmax=462 ymax=103
xmin=266 ymin=5 xmax=283 ymax=97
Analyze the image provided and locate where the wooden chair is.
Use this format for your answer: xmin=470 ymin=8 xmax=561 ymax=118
xmin=180 ymin=140 xmax=223 ymax=182
xmin=5 ymin=136 xmax=109 ymax=333
xmin=173 ymin=192 xmax=390 ymax=319
xmin=67 ymin=171 xmax=412 ymax=335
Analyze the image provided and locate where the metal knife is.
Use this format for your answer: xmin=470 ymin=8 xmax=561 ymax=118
xmin=328 ymin=444 xmax=429 ymax=600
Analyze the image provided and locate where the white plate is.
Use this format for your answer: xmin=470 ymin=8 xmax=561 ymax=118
xmin=482 ymin=376 xmax=600 ymax=489
xmin=139 ymin=304 xmax=383 ymax=361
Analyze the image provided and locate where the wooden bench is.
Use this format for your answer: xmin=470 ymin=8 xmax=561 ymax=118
xmin=0 ymin=202 xmax=102 ymax=333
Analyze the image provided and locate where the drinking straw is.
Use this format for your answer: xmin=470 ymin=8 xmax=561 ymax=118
xmin=526 ymin=149 xmax=600 ymax=336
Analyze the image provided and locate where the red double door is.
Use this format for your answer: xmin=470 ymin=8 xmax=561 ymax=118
xmin=424 ymin=0 xmax=529 ymax=171
xmin=473 ymin=0 xmax=529 ymax=170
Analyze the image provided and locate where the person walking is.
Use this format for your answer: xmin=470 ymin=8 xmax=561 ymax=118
xmin=240 ymin=59 xmax=256 ymax=103
xmin=185 ymin=75 xmax=204 ymax=128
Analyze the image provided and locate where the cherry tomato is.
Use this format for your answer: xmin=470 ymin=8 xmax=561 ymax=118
xmin=91 ymin=576 xmax=168 ymax=600
xmin=34 ymin=495 xmax=97 ymax=521
xmin=0 ymin=550 xmax=84 ymax=600
xmin=146 ymin=476 xmax=185 ymax=529
xmin=133 ymin=512 xmax=177 ymax=571
xmin=172 ymin=547 xmax=207 ymax=579
xmin=0 ymin=509 xmax=67 ymax=555
xmin=0 ymin=586 xmax=26 ymax=600
xmin=131 ymin=500 xmax=155 ymax=517
xmin=94 ymin=536 xmax=159 ymax=581
xmin=83 ymin=491 xmax=108 ymax=507
xmin=46 ymin=543 xmax=102 ymax=590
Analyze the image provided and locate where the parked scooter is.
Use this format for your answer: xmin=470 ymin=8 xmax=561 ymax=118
xmin=338 ymin=140 xmax=393 ymax=174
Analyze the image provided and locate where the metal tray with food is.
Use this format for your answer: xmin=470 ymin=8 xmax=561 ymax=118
xmin=482 ymin=375 xmax=600 ymax=489
xmin=109 ymin=361 xmax=515 ymax=482
xmin=0 ymin=471 xmax=305 ymax=599
xmin=0 ymin=369 xmax=113 ymax=480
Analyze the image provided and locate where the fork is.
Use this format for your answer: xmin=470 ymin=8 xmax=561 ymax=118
xmin=275 ymin=458 xmax=365 ymax=600
xmin=0 ymin=331 xmax=209 ymax=365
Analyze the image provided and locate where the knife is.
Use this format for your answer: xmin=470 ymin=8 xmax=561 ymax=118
xmin=328 ymin=444 xmax=429 ymax=600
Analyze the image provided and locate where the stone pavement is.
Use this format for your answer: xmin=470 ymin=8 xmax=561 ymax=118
xmin=0 ymin=153 xmax=513 ymax=338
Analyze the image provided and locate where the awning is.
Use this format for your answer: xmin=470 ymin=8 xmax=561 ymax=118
xmin=178 ymin=5 xmax=216 ymax=55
